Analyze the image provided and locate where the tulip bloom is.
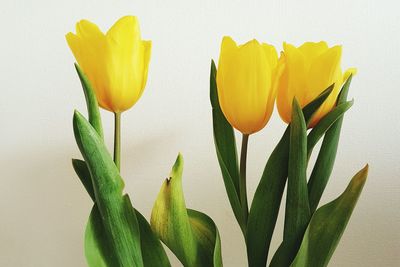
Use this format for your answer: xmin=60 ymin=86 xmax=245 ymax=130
xmin=66 ymin=16 xmax=151 ymax=113
xmin=216 ymin=37 xmax=279 ymax=134
xmin=276 ymin=41 xmax=356 ymax=127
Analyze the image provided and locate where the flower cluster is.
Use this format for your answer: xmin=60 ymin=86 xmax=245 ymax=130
xmin=216 ymin=37 xmax=356 ymax=133
xmin=67 ymin=15 xmax=367 ymax=267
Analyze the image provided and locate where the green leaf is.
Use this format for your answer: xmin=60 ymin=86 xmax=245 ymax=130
xmin=269 ymin=99 xmax=311 ymax=267
xmin=210 ymin=60 xmax=244 ymax=234
xmin=291 ymin=165 xmax=368 ymax=267
xmin=73 ymin=110 xmax=124 ymax=200
xmin=85 ymin=203 xmax=171 ymax=267
xmin=151 ymin=154 xmax=223 ymax=267
xmin=74 ymin=63 xmax=103 ymax=139
xmin=303 ymin=84 xmax=334 ymax=126
xmin=72 ymin=159 xmax=95 ymax=201
xmin=85 ymin=205 xmax=119 ymax=267
xmin=188 ymin=209 xmax=223 ymax=267
xmin=308 ymin=76 xmax=353 ymax=213
xmin=307 ymin=100 xmax=353 ymax=158
xmin=72 ymin=63 xmax=103 ymax=201
xmin=73 ymin=110 xmax=143 ymax=267
xmin=72 ymin=64 xmax=103 ymax=200
xmin=246 ymin=86 xmax=334 ymax=267
xmin=135 ymin=208 xmax=171 ymax=267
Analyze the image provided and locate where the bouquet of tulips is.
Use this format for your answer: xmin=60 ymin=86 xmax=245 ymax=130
xmin=66 ymin=16 xmax=368 ymax=267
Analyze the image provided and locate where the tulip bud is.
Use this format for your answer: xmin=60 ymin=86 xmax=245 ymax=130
xmin=66 ymin=16 xmax=151 ymax=113
xmin=276 ymin=41 xmax=356 ymax=127
xmin=216 ymin=37 xmax=279 ymax=134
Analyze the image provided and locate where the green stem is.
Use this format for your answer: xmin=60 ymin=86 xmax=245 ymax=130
xmin=240 ymin=133 xmax=250 ymax=228
xmin=114 ymin=112 xmax=121 ymax=171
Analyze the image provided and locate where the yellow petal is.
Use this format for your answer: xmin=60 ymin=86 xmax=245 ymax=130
xmin=216 ymin=36 xmax=238 ymax=129
xmin=262 ymin=43 xmax=279 ymax=125
xmin=65 ymin=32 xmax=83 ymax=66
xmin=276 ymin=52 xmax=291 ymax=123
xmin=104 ymin=16 xmax=140 ymax=111
xmin=306 ymin=45 xmax=342 ymax=104
xmin=277 ymin=42 xmax=308 ymax=123
xmin=262 ymin=43 xmax=278 ymax=70
xmin=298 ymin=41 xmax=328 ymax=66
xmin=76 ymin=19 xmax=105 ymax=42
xmin=306 ymin=46 xmax=343 ymax=127
xmin=139 ymin=40 xmax=152 ymax=97
xmin=67 ymin=20 xmax=112 ymax=110
xmin=106 ymin=16 xmax=140 ymax=42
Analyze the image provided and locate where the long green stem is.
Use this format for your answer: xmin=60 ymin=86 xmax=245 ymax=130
xmin=240 ymin=133 xmax=250 ymax=227
xmin=114 ymin=112 xmax=121 ymax=171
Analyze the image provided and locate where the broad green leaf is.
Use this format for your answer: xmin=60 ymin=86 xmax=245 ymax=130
xmin=246 ymin=86 xmax=333 ymax=267
xmin=74 ymin=63 xmax=103 ymax=139
xmin=308 ymin=76 xmax=353 ymax=213
xmin=210 ymin=60 xmax=244 ymax=234
xmin=151 ymin=154 xmax=197 ymax=266
xmin=188 ymin=209 xmax=223 ymax=267
xmin=291 ymin=165 xmax=368 ymax=267
xmin=85 ymin=202 xmax=171 ymax=267
xmin=269 ymin=99 xmax=311 ymax=267
xmin=73 ymin=110 xmax=124 ymax=200
xmin=151 ymin=154 xmax=223 ymax=267
xmin=85 ymin=205 xmax=119 ymax=267
xmin=73 ymin=111 xmax=143 ymax=267
xmin=73 ymin=114 xmax=170 ymax=266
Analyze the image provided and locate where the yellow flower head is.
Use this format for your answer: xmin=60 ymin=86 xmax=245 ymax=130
xmin=66 ymin=16 xmax=151 ymax=113
xmin=276 ymin=41 xmax=356 ymax=127
xmin=216 ymin=37 xmax=279 ymax=134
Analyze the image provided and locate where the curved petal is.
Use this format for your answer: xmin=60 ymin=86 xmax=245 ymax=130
xmin=138 ymin=40 xmax=152 ymax=98
xmin=307 ymin=45 xmax=342 ymax=102
xmin=216 ymin=36 xmax=239 ymax=131
xmin=260 ymin=43 xmax=279 ymax=128
xmin=68 ymin=19 xmax=112 ymax=111
xmin=106 ymin=16 xmax=140 ymax=43
xmin=307 ymin=46 xmax=343 ymax=126
xmin=277 ymin=42 xmax=308 ymax=123
xmin=66 ymin=32 xmax=84 ymax=66
xmin=298 ymin=41 xmax=328 ymax=67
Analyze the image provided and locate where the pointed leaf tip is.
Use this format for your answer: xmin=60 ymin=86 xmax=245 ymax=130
xmin=74 ymin=63 xmax=103 ymax=138
xmin=291 ymin=165 xmax=368 ymax=267
xmin=171 ymin=153 xmax=184 ymax=177
xmin=211 ymin=59 xmax=216 ymax=70
xmin=354 ymin=164 xmax=369 ymax=184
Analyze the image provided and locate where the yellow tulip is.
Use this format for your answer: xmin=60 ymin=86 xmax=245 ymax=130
xmin=66 ymin=16 xmax=151 ymax=113
xmin=276 ymin=41 xmax=356 ymax=127
xmin=216 ymin=37 xmax=279 ymax=134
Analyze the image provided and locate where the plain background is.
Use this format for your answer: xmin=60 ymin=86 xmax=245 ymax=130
xmin=1 ymin=0 xmax=399 ymax=266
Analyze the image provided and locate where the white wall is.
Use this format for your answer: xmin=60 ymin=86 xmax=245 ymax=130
xmin=0 ymin=0 xmax=399 ymax=266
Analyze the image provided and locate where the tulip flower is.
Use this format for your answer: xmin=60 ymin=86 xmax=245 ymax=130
xmin=215 ymin=36 xmax=279 ymax=227
xmin=66 ymin=16 xmax=151 ymax=113
xmin=216 ymin=36 xmax=279 ymax=135
xmin=276 ymin=41 xmax=356 ymax=127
